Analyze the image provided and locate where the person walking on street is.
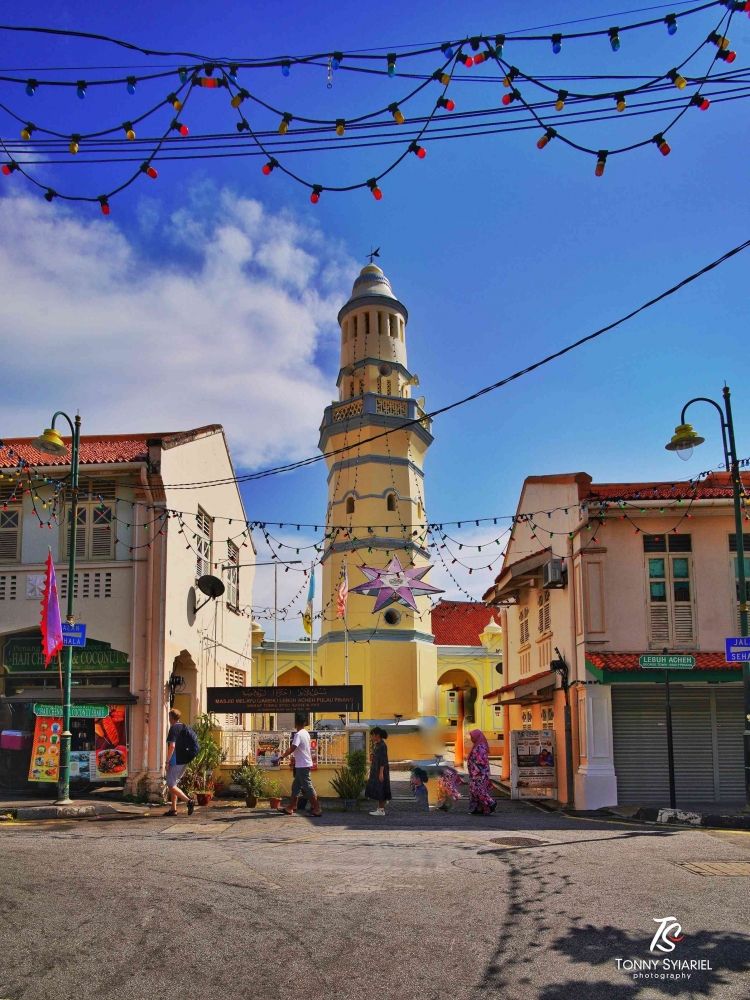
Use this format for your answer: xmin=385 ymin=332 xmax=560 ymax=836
xmin=365 ymin=727 xmax=391 ymax=816
xmin=467 ymin=729 xmax=496 ymax=816
xmin=164 ymin=708 xmax=196 ymax=817
xmin=277 ymin=712 xmax=322 ymax=817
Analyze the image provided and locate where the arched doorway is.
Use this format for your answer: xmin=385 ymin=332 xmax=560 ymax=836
xmin=278 ymin=666 xmax=317 ymax=687
xmin=438 ymin=668 xmax=478 ymax=767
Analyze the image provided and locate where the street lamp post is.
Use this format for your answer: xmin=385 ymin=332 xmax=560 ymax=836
xmin=31 ymin=412 xmax=81 ymax=805
xmin=665 ymin=385 xmax=750 ymax=806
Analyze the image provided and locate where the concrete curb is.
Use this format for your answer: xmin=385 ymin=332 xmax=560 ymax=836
xmin=5 ymin=802 xmax=151 ymax=822
xmin=632 ymin=806 xmax=750 ymax=830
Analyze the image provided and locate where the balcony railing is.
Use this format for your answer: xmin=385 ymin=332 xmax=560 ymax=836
xmin=220 ymin=729 xmax=349 ymax=766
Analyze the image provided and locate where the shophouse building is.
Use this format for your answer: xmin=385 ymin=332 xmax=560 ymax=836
xmin=0 ymin=425 xmax=254 ymax=799
xmin=483 ymin=472 xmax=745 ymax=810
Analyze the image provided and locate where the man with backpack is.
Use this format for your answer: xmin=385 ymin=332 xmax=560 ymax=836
xmin=164 ymin=708 xmax=198 ymax=816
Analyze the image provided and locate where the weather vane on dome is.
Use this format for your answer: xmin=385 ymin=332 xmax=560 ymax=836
xmin=366 ymin=246 xmax=381 ymax=264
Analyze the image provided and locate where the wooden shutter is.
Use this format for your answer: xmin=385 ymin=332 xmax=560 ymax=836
xmin=67 ymin=507 xmax=87 ymax=558
xmin=649 ymin=604 xmax=670 ymax=644
xmin=672 ymin=603 xmax=694 ymax=645
xmin=0 ymin=508 xmax=20 ymax=561
xmin=91 ymin=505 xmax=114 ymax=558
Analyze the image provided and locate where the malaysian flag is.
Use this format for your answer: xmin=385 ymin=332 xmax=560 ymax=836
xmin=336 ymin=561 xmax=348 ymax=619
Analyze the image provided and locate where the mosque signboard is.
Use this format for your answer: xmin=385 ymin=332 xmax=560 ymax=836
xmin=207 ymin=684 xmax=364 ymax=715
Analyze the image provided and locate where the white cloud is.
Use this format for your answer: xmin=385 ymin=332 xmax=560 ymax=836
xmin=0 ymin=189 xmax=357 ymax=468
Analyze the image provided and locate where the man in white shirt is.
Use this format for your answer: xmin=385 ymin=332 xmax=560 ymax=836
xmin=277 ymin=711 xmax=322 ymax=817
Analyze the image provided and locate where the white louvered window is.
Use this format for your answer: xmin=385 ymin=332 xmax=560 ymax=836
xmin=537 ymin=591 xmax=551 ymax=635
xmin=63 ymin=479 xmax=116 ymax=560
xmin=196 ymin=507 xmax=212 ymax=579
xmin=0 ymin=486 xmax=21 ymax=562
xmin=226 ymin=540 xmax=239 ymax=608
xmin=645 ymin=534 xmax=695 ymax=647
xmin=60 ymin=572 xmax=112 ymax=600
xmin=225 ymin=666 xmax=246 ymax=727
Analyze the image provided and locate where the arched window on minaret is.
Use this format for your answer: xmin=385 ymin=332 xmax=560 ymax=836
xmin=387 ymin=493 xmax=397 ymax=512
xmin=346 ymin=496 xmax=355 ymax=515
xmin=343 ymin=320 xmax=348 ymax=342
xmin=388 ymin=314 xmax=397 ymax=338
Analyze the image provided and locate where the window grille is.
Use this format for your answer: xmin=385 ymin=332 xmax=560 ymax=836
xmin=541 ymin=706 xmax=554 ymax=725
xmin=226 ymin=541 xmax=239 ymax=607
xmin=521 ymin=709 xmax=533 ymax=730
xmin=0 ymin=574 xmax=17 ymax=600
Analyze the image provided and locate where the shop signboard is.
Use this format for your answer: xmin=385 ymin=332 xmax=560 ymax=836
xmin=34 ymin=703 xmax=108 ymax=718
xmin=638 ymin=654 xmax=695 ymax=669
xmin=4 ymin=634 xmax=128 ymax=672
xmin=28 ymin=715 xmax=62 ymax=783
xmin=255 ymin=734 xmax=282 ymax=768
xmin=207 ymin=684 xmax=363 ymax=715
xmin=510 ymin=729 xmax=557 ymax=800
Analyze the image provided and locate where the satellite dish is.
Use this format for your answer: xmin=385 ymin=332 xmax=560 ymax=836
xmin=197 ymin=575 xmax=225 ymax=598
xmin=193 ymin=574 xmax=225 ymax=614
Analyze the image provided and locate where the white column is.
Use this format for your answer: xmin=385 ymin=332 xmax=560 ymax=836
xmin=574 ymin=684 xmax=618 ymax=809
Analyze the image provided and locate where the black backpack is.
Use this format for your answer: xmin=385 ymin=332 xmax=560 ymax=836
xmin=175 ymin=724 xmax=200 ymax=764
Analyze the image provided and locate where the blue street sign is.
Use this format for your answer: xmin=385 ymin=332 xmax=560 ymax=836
xmin=62 ymin=623 xmax=87 ymax=647
xmin=725 ymin=637 xmax=750 ymax=662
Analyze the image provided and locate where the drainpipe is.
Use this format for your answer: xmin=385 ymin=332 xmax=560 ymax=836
xmin=565 ymin=502 xmax=591 ymax=808
xmin=140 ymin=466 xmax=155 ymax=775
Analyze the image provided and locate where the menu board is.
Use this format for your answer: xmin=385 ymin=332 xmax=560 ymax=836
xmin=510 ymin=729 xmax=557 ymax=799
xmin=28 ymin=716 xmax=62 ymax=783
xmin=94 ymin=706 xmax=128 ymax=780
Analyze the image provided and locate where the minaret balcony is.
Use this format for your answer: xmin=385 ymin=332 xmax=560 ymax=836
xmin=319 ymin=393 xmax=433 ymax=452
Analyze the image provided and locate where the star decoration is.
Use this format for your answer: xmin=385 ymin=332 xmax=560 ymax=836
xmin=349 ymin=555 xmax=444 ymax=611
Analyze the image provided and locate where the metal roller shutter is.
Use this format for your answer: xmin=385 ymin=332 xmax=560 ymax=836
xmin=612 ymin=685 xmax=744 ymax=806
xmin=715 ymin=687 xmax=744 ymax=802
xmin=611 ymin=687 xmax=670 ymax=805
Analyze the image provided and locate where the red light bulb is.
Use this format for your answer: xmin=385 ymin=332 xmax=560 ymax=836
xmin=1 ymin=164 xmax=10 ymax=176
xmin=445 ymin=98 xmax=455 ymax=111
xmin=464 ymin=55 xmax=474 ymax=67
xmin=101 ymin=202 xmax=111 ymax=215
xmin=658 ymin=139 xmax=670 ymax=156
xmin=179 ymin=124 xmax=189 ymax=136
xmin=699 ymin=97 xmax=710 ymax=110
xmin=146 ymin=166 xmax=158 ymax=178
xmin=371 ymin=185 xmax=382 ymax=200
xmin=416 ymin=145 xmax=426 ymax=158
xmin=262 ymin=162 xmax=273 ymax=175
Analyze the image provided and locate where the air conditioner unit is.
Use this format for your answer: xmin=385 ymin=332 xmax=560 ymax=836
xmin=543 ymin=557 xmax=565 ymax=589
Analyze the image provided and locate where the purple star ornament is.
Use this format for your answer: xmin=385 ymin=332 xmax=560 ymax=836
xmin=350 ymin=555 xmax=444 ymax=612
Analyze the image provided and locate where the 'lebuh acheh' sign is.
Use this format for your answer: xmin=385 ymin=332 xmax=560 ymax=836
xmin=207 ymin=685 xmax=363 ymax=714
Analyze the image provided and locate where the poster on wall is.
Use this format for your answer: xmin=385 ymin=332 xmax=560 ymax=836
xmin=310 ymin=731 xmax=318 ymax=771
xmin=70 ymin=751 xmax=95 ymax=781
xmin=28 ymin=716 xmax=62 ymax=783
xmin=94 ymin=706 xmax=128 ymax=780
xmin=510 ymin=729 xmax=557 ymax=800
xmin=255 ymin=735 xmax=281 ymax=768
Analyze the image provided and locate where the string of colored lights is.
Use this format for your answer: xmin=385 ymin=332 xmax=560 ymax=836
xmin=0 ymin=4 xmax=743 ymax=208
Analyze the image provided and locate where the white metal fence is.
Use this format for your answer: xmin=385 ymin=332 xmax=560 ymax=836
xmin=221 ymin=729 xmax=349 ymax=766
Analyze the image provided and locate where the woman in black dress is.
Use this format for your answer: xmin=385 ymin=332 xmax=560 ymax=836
xmin=365 ymin=727 xmax=391 ymax=816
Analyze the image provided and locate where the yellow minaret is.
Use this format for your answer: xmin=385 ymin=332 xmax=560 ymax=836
xmin=317 ymin=264 xmax=438 ymax=719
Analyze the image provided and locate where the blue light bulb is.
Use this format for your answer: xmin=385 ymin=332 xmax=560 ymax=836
xmin=552 ymin=40 xmax=561 ymax=54
xmin=388 ymin=63 xmax=396 ymax=77
xmin=25 ymin=81 xmax=36 ymax=97
xmin=127 ymin=79 xmax=136 ymax=95
xmin=282 ymin=62 xmax=291 ymax=77
xmin=667 ymin=18 xmax=677 ymax=35
xmin=178 ymin=67 xmax=188 ymax=84
xmin=331 ymin=56 xmax=340 ymax=70
xmin=609 ymin=32 xmax=620 ymax=52
xmin=76 ymin=84 xmax=86 ymax=99
xmin=443 ymin=45 xmax=454 ymax=60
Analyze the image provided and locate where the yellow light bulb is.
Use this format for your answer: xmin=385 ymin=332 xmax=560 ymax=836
xmin=555 ymin=98 xmax=564 ymax=111
xmin=126 ymin=128 xmax=136 ymax=140
xmin=674 ymin=74 xmax=686 ymax=89
xmin=616 ymin=98 xmax=626 ymax=112
xmin=441 ymin=72 xmax=450 ymax=85
xmin=393 ymin=108 xmax=405 ymax=125
xmin=336 ymin=123 xmax=345 ymax=136
xmin=21 ymin=127 xmax=31 ymax=140
xmin=503 ymin=75 xmax=511 ymax=87
xmin=172 ymin=98 xmax=183 ymax=111
xmin=231 ymin=94 xmax=243 ymax=108
xmin=279 ymin=119 xmax=289 ymax=134
xmin=69 ymin=140 xmax=79 ymax=154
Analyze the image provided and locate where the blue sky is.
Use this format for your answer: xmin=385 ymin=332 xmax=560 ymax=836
xmin=1 ymin=1 xmax=748 ymax=627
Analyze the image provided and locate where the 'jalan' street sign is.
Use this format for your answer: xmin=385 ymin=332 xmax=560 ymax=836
xmin=638 ymin=654 xmax=695 ymax=670
xmin=725 ymin=637 xmax=750 ymax=662
xmin=62 ymin=623 xmax=87 ymax=647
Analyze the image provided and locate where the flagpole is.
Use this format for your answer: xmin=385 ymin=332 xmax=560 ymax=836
xmin=309 ymin=562 xmax=314 ymax=687
xmin=273 ymin=561 xmax=278 ymax=689
xmin=344 ymin=559 xmax=349 ymax=725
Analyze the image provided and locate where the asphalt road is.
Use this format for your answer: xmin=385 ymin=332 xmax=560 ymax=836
xmin=1 ymin=799 xmax=749 ymax=1000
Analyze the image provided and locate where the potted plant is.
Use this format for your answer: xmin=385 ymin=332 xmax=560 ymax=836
xmin=262 ymin=775 xmax=283 ymax=810
xmin=182 ymin=713 xmax=226 ymax=806
xmin=331 ymin=749 xmax=368 ymax=811
xmin=231 ymin=757 xmax=265 ymax=807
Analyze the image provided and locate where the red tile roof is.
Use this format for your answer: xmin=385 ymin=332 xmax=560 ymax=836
xmin=431 ymin=601 xmax=502 ymax=646
xmin=489 ymin=668 xmax=555 ymax=696
xmin=586 ymin=651 xmax=735 ymax=672
xmin=587 ymin=473 xmax=750 ymax=502
xmin=1 ymin=426 xmax=222 ymax=467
